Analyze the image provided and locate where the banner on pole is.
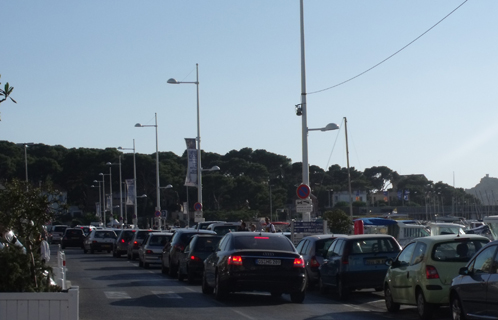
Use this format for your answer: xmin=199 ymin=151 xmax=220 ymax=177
xmin=184 ymin=138 xmax=198 ymax=187
xmin=126 ymin=179 xmax=135 ymax=205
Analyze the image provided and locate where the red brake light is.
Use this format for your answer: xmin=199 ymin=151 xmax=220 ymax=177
xmin=121 ymin=239 xmax=125 ymax=243
xmin=293 ymin=257 xmax=305 ymax=268
xmin=426 ymin=265 xmax=440 ymax=279
xmin=254 ymin=237 xmax=269 ymax=239
xmin=92 ymin=240 xmax=98 ymax=244
xmin=190 ymin=255 xmax=202 ymax=262
xmin=228 ymin=255 xmax=243 ymax=265
xmin=310 ymin=256 xmax=320 ymax=267
xmin=146 ymin=250 xmax=153 ymax=254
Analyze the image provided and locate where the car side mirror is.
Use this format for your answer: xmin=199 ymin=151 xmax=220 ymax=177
xmin=386 ymin=258 xmax=396 ymax=267
xmin=459 ymin=267 xmax=470 ymax=275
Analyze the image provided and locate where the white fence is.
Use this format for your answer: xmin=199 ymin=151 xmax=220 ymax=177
xmin=0 ymin=286 xmax=79 ymax=320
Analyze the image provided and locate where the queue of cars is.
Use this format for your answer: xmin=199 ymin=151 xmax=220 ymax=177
xmin=52 ymin=220 xmax=496 ymax=316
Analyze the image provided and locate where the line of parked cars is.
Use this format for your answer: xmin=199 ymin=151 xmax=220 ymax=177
xmin=52 ymin=219 xmax=496 ymax=317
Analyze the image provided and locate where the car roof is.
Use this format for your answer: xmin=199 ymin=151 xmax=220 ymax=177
xmin=301 ymin=234 xmax=344 ymax=240
xmin=410 ymin=234 xmax=490 ymax=242
xmin=149 ymin=232 xmax=174 ymax=236
xmin=333 ymin=234 xmax=396 ymax=239
xmin=229 ymin=231 xmax=290 ymax=238
xmin=176 ymin=229 xmax=217 ymax=234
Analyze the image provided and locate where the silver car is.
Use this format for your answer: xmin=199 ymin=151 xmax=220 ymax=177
xmin=138 ymin=232 xmax=174 ymax=268
xmin=82 ymin=229 xmax=117 ymax=254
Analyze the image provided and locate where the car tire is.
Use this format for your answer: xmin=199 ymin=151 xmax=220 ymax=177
xmin=144 ymin=262 xmax=149 ymax=269
xmin=451 ymin=293 xmax=466 ymax=320
xmin=319 ymin=277 xmax=328 ymax=294
xmin=290 ymin=290 xmax=306 ymax=303
xmin=161 ymin=260 xmax=169 ymax=275
xmin=417 ymin=290 xmax=434 ymax=320
xmin=90 ymin=248 xmax=94 ymax=254
xmin=178 ymin=269 xmax=185 ymax=281
xmin=337 ymin=278 xmax=349 ymax=300
xmin=127 ymin=252 xmax=131 ymax=260
xmin=138 ymin=259 xmax=143 ymax=267
xmin=107 ymin=250 xmax=111 ymax=254
xmin=202 ymin=273 xmax=213 ymax=295
xmin=83 ymin=248 xmax=87 ymax=254
xmin=169 ymin=262 xmax=177 ymax=277
xmin=214 ymin=273 xmax=228 ymax=301
xmin=61 ymin=245 xmax=66 ymax=250
xmin=270 ymin=291 xmax=282 ymax=298
xmin=187 ymin=269 xmax=195 ymax=284
xmin=385 ymin=285 xmax=400 ymax=313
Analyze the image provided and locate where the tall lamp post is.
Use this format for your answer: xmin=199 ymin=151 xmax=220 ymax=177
xmin=107 ymin=158 xmax=123 ymax=228
xmin=297 ymin=1 xmax=339 ymax=221
xmin=16 ymin=143 xmax=34 ymax=187
xmin=91 ymin=181 xmax=102 ymax=220
xmin=118 ymin=140 xmax=137 ymax=227
xmin=167 ymin=64 xmax=203 ymax=211
xmin=99 ymin=171 xmax=111 ymax=227
xmin=135 ymin=113 xmax=161 ymax=218
xmin=159 ymin=184 xmax=173 ymax=230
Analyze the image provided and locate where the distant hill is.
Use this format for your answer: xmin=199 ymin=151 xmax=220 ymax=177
xmin=465 ymin=174 xmax=498 ymax=205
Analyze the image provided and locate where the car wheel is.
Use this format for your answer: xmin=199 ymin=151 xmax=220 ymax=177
xmin=61 ymin=245 xmax=66 ymax=250
xmin=214 ymin=273 xmax=228 ymax=301
xmin=337 ymin=278 xmax=349 ymax=300
xmin=202 ymin=273 xmax=213 ymax=295
xmin=187 ymin=269 xmax=195 ymax=284
xmin=385 ymin=285 xmax=400 ymax=312
xmin=131 ymin=254 xmax=136 ymax=261
xmin=318 ymin=277 xmax=328 ymax=294
xmin=107 ymin=250 xmax=111 ymax=253
xmin=270 ymin=291 xmax=282 ymax=298
xmin=417 ymin=290 xmax=434 ymax=320
xmin=144 ymin=262 xmax=149 ymax=269
xmin=161 ymin=259 xmax=169 ymax=275
xmin=127 ymin=252 xmax=131 ymax=260
xmin=90 ymin=248 xmax=94 ymax=254
xmin=138 ymin=259 xmax=143 ymax=267
xmin=83 ymin=248 xmax=87 ymax=254
xmin=290 ymin=290 xmax=306 ymax=303
xmin=169 ymin=262 xmax=177 ymax=277
xmin=451 ymin=294 xmax=466 ymax=320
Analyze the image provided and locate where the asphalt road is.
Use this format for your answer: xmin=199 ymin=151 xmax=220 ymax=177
xmin=58 ymin=245 xmax=453 ymax=320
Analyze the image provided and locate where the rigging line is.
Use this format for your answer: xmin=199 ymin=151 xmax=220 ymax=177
xmin=308 ymin=0 xmax=468 ymax=95
xmin=320 ymin=118 xmax=345 ymax=185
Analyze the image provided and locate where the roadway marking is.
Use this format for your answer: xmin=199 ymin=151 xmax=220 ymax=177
xmin=151 ymin=291 xmax=182 ymax=299
xmin=104 ymin=291 xmax=131 ymax=299
xmin=185 ymin=287 xmax=196 ymax=292
xmin=231 ymin=309 xmax=257 ymax=320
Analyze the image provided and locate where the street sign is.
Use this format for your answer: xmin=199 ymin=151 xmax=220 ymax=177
xmin=194 ymin=212 xmax=204 ymax=222
xmin=295 ymin=199 xmax=313 ymax=213
xmin=296 ymin=184 xmax=311 ymax=200
xmin=194 ymin=202 xmax=203 ymax=211
xmin=294 ymin=221 xmax=324 ymax=233
xmin=154 ymin=210 xmax=161 ymax=217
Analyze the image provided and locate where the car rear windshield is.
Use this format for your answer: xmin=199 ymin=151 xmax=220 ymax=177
xmin=65 ymin=229 xmax=83 ymax=236
xmin=432 ymin=239 xmax=489 ymax=262
xmin=53 ymin=226 xmax=67 ymax=233
xmin=233 ymin=235 xmax=295 ymax=251
xmin=213 ymin=226 xmax=238 ymax=235
xmin=136 ymin=231 xmax=152 ymax=239
xmin=148 ymin=235 xmax=172 ymax=246
xmin=95 ymin=231 xmax=116 ymax=238
xmin=349 ymin=237 xmax=400 ymax=254
xmin=194 ymin=237 xmax=222 ymax=252
xmin=121 ymin=231 xmax=135 ymax=241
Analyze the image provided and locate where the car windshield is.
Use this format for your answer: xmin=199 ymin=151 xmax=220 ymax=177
xmin=233 ymin=235 xmax=295 ymax=251
xmin=149 ymin=235 xmax=171 ymax=246
xmin=432 ymin=239 xmax=489 ymax=262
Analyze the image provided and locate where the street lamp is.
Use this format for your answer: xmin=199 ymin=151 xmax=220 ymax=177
xmin=135 ymin=113 xmax=161 ymax=217
xmin=118 ymin=140 xmax=137 ymax=227
xmin=158 ymin=184 xmax=173 ymax=230
xmin=107 ymin=159 xmax=123 ymax=228
xmin=167 ymin=64 xmax=203 ymax=213
xmin=16 ymin=143 xmax=34 ymax=185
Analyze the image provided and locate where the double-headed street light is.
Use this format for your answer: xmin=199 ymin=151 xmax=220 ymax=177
xmin=107 ymin=159 xmax=123 ymax=228
xmin=167 ymin=64 xmax=204 ymax=211
xmin=135 ymin=113 xmax=161 ymax=217
xmin=118 ymin=140 xmax=137 ymax=227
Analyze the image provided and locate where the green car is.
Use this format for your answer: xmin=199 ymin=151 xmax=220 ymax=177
xmin=384 ymin=234 xmax=490 ymax=319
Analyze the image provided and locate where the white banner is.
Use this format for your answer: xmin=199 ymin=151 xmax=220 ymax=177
xmin=126 ymin=179 xmax=135 ymax=205
xmin=95 ymin=202 xmax=101 ymax=217
xmin=184 ymin=138 xmax=198 ymax=187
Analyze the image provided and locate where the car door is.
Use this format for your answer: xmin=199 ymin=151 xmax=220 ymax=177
xmin=388 ymin=242 xmax=416 ymax=304
xmin=458 ymin=245 xmax=495 ymax=317
xmin=321 ymin=239 xmax=344 ymax=287
xmin=485 ymin=244 xmax=498 ymax=318
xmin=404 ymin=241 xmax=428 ymax=304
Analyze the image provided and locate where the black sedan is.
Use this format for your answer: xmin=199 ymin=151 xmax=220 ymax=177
xmin=202 ymin=232 xmax=307 ymax=303
xmin=178 ymin=234 xmax=222 ymax=283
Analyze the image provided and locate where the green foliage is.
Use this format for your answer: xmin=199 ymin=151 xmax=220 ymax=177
xmin=323 ymin=209 xmax=352 ymax=234
xmin=0 ymin=179 xmax=61 ymax=292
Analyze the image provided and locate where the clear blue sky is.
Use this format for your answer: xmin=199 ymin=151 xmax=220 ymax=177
xmin=1 ymin=1 xmax=497 ymax=190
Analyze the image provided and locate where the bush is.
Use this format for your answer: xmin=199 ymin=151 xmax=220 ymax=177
xmin=323 ymin=208 xmax=352 ymax=234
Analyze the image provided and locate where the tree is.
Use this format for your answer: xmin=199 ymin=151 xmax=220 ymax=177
xmin=323 ymin=209 xmax=352 ymax=234
xmin=0 ymin=179 xmax=61 ymax=292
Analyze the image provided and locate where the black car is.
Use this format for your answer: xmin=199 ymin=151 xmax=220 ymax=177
xmin=202 ymin=232 xmax=307 ymax=303
xmin=177 ymin=234 xmax=222 ymax=283
xmin=319 ymin=234 xmax=401 ymax=300
xmin=61 ymin=228 xmax=86 ymax=249
xmin=161 ymin=229 xmax=217 ymax=277
xmin=113 ymin=229 xmax=136 ymax=257
xmin=450 ymin=240 xmax=498 ymax=320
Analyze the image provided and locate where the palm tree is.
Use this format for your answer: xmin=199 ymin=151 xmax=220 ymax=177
xmin=0 ymin=74 xmax=17 ymax=104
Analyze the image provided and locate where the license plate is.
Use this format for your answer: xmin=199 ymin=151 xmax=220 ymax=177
xmin=365 ymin=258 xmax=385 ymax=265
xmin=102 ymin=244 xmax=110 ymax=248
xmin=256 ymin=259 xmax=281 ymax=266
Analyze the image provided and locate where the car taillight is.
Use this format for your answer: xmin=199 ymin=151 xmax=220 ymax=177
xmin=310 ymin=256 xmax=320 ymax=267
xmin=92 ymin=240 xmax=98 ymax=244
xmin=293 ymin=257 xmax=305 ymax=268
xmin=121 ymin=239 xmax=125 ymax=243
xmin=63 ymin=237 xmax=67 ymax=240
xmin=190 ymin=255 xmax=202 ymax=262
xmin=133 ymin=241 xmax=139 ymax=247
xmin=228 ymin=255 xmax=243 ymax=265
xmin=146 ymin=250 xmax=153 ymax=254
xmin=426 ymin=265 xmax=440 ymax=279
xmin=174 ymin=244 xmax=184 ymax=251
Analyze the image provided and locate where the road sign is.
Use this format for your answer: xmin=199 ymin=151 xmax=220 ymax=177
xmin=294 ymin=221 xmax=324 ymax=233
xmin=194 ymin=202 xmax=202 ymax=211
xmin=296 ymin=184 xmax=311 ymax=200
xmin=154 ymin=210 xmax=161 ymax=217
xmin=296 ymin=199 xmax=313 ymax=213
xmin=194 ymin=212 xmax=204 ymax=222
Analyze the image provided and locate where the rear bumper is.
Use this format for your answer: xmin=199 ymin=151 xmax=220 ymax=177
xmin=143 ymin=254 xmax=162 ymax=264
xmin=225 ymin=273 xmax=306 ymax=293
xmin=90 ymin=243 xmax=113 ymax=251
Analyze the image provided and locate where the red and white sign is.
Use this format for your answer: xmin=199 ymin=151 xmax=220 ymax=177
xmin=296 ymin=184 xmax=311 ymax=200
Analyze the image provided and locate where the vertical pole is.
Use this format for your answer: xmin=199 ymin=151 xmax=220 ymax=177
xmin=119 ymin=155 xmax=123 ymax=229
xmin=133 ymin=139 xmax=138 ymax=228
xmin=196 ymin=64 xmax=203 ymax=209
xmin=345 ymin=117 xmax=353 ymax=217
xmin=109 ymin=167 xmax=113 ymax=227
xmin=24 ymin=145 xmax=28 ymax=184
xmin=102 ymin=175 xmax=106 ymax=227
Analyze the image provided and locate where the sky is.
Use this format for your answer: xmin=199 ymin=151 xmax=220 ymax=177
xmin=1 ymin=1 xmax=497 ymax=190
